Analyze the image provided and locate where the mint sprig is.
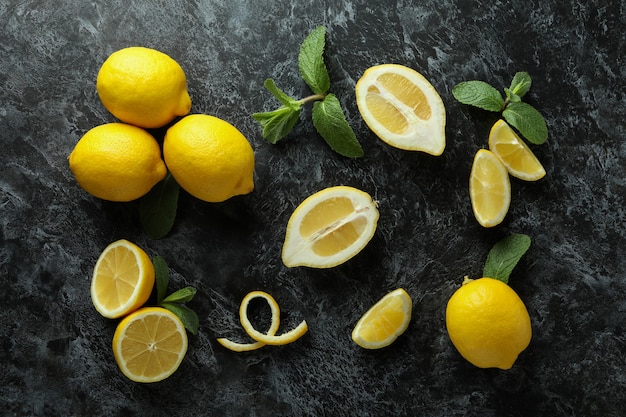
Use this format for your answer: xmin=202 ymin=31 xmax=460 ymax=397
xmin=153 ymin=255 xmax=199 ymax=335
xmin=252 ymin=26 xmax=364 ymax=158
xmin=483 ymin=234 xmax=531 ymax=284
xmin=452 ymin=72 xmax=548 ymax=145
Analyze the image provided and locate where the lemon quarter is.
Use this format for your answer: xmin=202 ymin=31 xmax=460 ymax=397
xmin=352 ymin=288 xmax=412 ymax=349
xmin=488 ymin=119 xmax=546 ymax=181
xmin=281 ymin=186 xmax=379 ymax=268
xmin=469 ymin=149 xmax=511 ymax=228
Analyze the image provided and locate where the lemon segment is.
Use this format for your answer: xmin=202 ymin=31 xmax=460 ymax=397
xmin=445 ymin=277 xmax=532 ymax=369
xmin=469 ymin=149 xmax=511 ymax=228
xmin=355 ymin=64 xmax=446 ymax=155
xmin=68 ymin=123 xmax=167 ymax=202
xmin=90 ymin=239 xmax=155 ymax=319
xmin=163 ymin=114 xmax=255 ymax=203
xmin=96 ymin=46 xmax=191 ymax=128
xmin=352 ymin=288 xmax=412 ymax=349
xmin=282 ymin=186 xmax=379 ymax=268
xmin=488 ymin=119 xmax=546 ymax=181
xmin=112 ymin=307 xmax=188 ymax=382
xmin=238 ymin=291 xmax=308 ymax=346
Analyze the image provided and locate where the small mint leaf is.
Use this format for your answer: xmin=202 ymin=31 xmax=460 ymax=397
xmin=162 ymin=286 xmax=197 ymax=304
xmin=152 ymin=256 xmax=169 ymax=305
xmin=263 ymin=78 xmax=299 ymax=109
xmin=162 ymin=302 xmax=199 ymax=335
xmin=452 ymin=80 xmax=504 ymax=112
xmin=483 ymin=234 xmax=531 ymax=284
xmin=503 ymin=101 xmax=548 ymax=145
xmin=252 ymin=106 xmax=301 ymax=144
xmin=312 ymin=94 xmax=364 ymax=158
xmin=509 ymin=72 xmax=532 ymax=97
xmin=298 ymin=26 xmax=331 ymax=95
xmin=139 ymin=173 xmax=180 ymax=240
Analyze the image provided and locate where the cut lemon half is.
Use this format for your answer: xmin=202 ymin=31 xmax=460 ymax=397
xmin=90 ymin=239 xmax=155 ymax=319
xmin=469 ymin=149 xmax=511 ymax=228
xmin=355 ymin=64 xmax=446 ymax=155
xmin=352 ymin=288 xmax=412 ymax=349
xmin=488 ymin=119 xmax=546 ymax=181
xmin=282 ymin=186 xmax=379 ymax=268
xmin=112 ymin=307 xmax=188 ymax=383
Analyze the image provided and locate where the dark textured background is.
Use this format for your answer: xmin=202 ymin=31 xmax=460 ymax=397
xmin=1 ymin=0 xmax=625 ymax=416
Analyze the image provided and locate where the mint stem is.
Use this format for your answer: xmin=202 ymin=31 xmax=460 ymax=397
xmin=297 ymin=93 xmax=327 ymax=105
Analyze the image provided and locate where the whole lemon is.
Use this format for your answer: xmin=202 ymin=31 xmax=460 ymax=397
xmin=96 ymin=47 xmax=192 ymax=128
xmin=445 ymin=277 xmax=532 ymax=370
xmin=163 ymin=114 xmax=255 ymax=203
xmin=69 ymin=123 xmax=167 ymax=202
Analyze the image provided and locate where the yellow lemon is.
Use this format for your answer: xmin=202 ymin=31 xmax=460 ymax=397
xmin=355 ymin=64 xmax=446 ymax=155
xmin=281 ymin=186 xmax=380 ymax=268
xmin=90 ymin=239 xmax=155 ymax=319
xmin=352 ymin=288 xmax=412 ymax=349
xmin=112 ymin=307 xmax=188 ymax=383
xmin=488 ymin=119 xmax=546 ymax=181
xmin=446 ymin=277 xmax=532 ymax=369
xmin=469 ymin=149 xmax=511 ymax=228
xmin=97 ymin=46 xmax=191 ymax=128
xmin=163 ymin=114 xmax=255 ymax=203
xmin=68 ymin=123 xmax=167 ymax=202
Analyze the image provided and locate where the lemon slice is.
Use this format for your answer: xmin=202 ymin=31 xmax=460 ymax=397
xmin=282 ymin=186 xmax=379 ymax=268
xmin=355 ymin=64 xmax=446 ymax=155
xmin=352 ymin=288 xmax=412 ymax=349
xmin=112 ymin=307 xmax=188 ymax=383
xmin=216 ymin=290 xmax=281 ymax=352
xmin=488 ymin=119 xmax=546 ymax=181
xmin=469 ymin=149 xmax=511 ymax=228
xmin=239 ymin=291 xmax=308 ymax=346
xmin=90 ymin=239 xmax=155 ymax=319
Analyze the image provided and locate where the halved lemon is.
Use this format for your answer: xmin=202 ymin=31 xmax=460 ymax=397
xmin=352 ymin=288 xmax=412 ymax=349
xmin=282 ymin=186 xmax=379 ymax=268
xmin=355 ymin=64 xmax=446 ymax=155
xmin=90 ymin=239 xmax=155 ymax=319
xmin=112 ymin=307 xmax=188 ymax=383
xmin=488 ymin=119 xmax=546 ymax=181
xmin=469 ymin=149 xmax=511 ymax=228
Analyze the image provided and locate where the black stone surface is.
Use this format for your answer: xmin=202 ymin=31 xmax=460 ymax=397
xmin=1 ymin=0 xmax=625 ymax=416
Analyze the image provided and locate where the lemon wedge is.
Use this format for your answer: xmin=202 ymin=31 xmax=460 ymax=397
xmin=352 ymin=288 xmax=412 ymax=349
xmin=469 ymin=149 xmax=511 ymax=228
xmin=488 ymin=119 xmax=546 ymax=181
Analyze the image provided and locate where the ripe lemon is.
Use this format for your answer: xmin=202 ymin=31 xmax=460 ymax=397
xmin=97 ymin=46 xmax=192 ymax=128
xmin=112 ymin=306 xmax=188 ymax=383
xmin=446 ymin=277 xmax=532 ymax=369
xmin=469 ymin=149 xmax=511 ymax=228
xmin=90 ymin=239 xmax=155 ymax=319
xmin=355 ymin=64 xmax=446 ymax=155
xmin=488 ymin=119 xmax=546 ymax=181
xmin=352 ymin=288 xmax=412 ymax=349
xmin=163 ymin=114 xmax=255 ymax=203
xmin=281 ymin=186 xmax=379 ymax=268
xmin=69 ymin=123 xmax=167 ymax=202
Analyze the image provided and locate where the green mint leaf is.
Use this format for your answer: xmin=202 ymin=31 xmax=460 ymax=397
xmin=162 ymin=286 xmax=197 ymax=304
xmin=452 ymin=80 xmax=504 ymax=112
xmin=503 ymin=101 xmax=548 ymax=145
xmin=139 ymin=173 xmax=180 ymax=240
xmin=298 ymin=26 xmax=331 ymax=95
xmin=152 ymin=256 xmax=169 ymax=305
xmin=252 ymin=106 xmax=302 ymax=144
xmin=509 ymin=71 xmax=532 ymax=97
xmin=263 ymin=78 xmax=299 ymax=108
xmin=504 ymin=88 xmax=522 ymax=103
xmin=483 ymin=234 xmax=531 ymax=284
xmin=162 ymin=302 xmax=199 ymax=335
xmin=312 ymin=94 xmax=364 ymax=158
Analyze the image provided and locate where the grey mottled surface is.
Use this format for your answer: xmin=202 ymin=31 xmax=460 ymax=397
xmin=1 ymin=0 xmax=625 ymax=416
